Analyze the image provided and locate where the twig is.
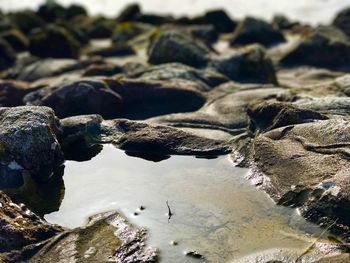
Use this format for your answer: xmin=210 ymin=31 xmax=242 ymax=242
xmin=166 ymin=200 xmax=173 ymax=222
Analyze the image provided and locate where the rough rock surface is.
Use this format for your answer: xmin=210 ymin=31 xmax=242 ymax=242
xmin=0 ymin=106 xmax=64 ymax=186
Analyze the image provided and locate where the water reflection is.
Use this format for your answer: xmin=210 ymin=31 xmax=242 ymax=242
xmin=46 ymin=144 xmax=330 ymax=262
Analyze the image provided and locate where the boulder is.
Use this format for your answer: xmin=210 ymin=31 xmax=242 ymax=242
xmin=0 ymin=29 xmax=29 ymax=52
xmin=24 ymin=79 xmax=123 ymax=119
xmin=112 ymin=22 xmax=154 ymax=44
xmin=333 ymin=7 xmax=350 ymax=37
xmin=0 ymin=38 xmax=16 ymax=71
xmin=202 ymin=9 xmax=236 ymax=33
xmin=280 ymin=26 xmax=350 ymax=69
xmin=0 ymin=80 xmax=38 ymax=106
xmin=29 ymin=25 xmax=80 ymax=58
xmin=230 ymin=17 xmax=285 ymax=47
xmin=37 ymin=1 xmax=66 ymax=22
xmin=210 ymin=44 xmax=278 ymax=84
xmin=86 ymin=44 xmax=135 ymax=57
xmin=9 ymin=11 xmax=45 ymax=34
xmin=117 ymin=3 xmax=141 ymax=22
xmin=0 ymin=106 xmax=64 ymax=186
xmin=148 ymin=30 xmax=211 ymax=68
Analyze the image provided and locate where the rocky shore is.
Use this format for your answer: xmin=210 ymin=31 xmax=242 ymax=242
xmin=1 ymin=1 xmax=350 ymax=262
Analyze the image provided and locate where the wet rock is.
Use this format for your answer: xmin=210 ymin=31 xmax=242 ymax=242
xmin=86 ymin=44 xmax=135 ymax=58
xmin=247 ymin=101 xmax=328 ymax=132
xmin=112 ymin=22 xmax=154 ymax=44
xmin=280 ymin=26 xmax=350 ymax=69
xmin=230 ymin=17 xmax=285 ymax=47
xmin=29 ymin=25 xmax=80 ymax=59
xmin=106 ymin=78 xmax=206 ymax=119
xmin=0 ymin=106 xmax=64 ymax=186
xmin=1 ymin=29 xmax=29 ymax=52
xmin=26 ymin=211 xmax=157 ymax=263
xmin=244 ymin=118 xmax=350 ymax=241
xmin=148 ymin=30 xmax=211 ymax=68
xmin=202 ymin=9 xmax=236 ymax=33
xmin=333 ymin=7 xmax=350 ymax=37
xmin=117 ymin=3 xmax=141 ymax=22
xmin=104 ymin=119 xmax=232 ymax=157
xmin=0 ymin=80 xmax=38 ymax=106
xmin=9 ymin=10 xmax=45 ymax=34
xmin=210 ymin=44 xmax=278 ymax=84
xmin=82 ymin=64 xmax=123 ymax=77
xmin=128 ymin=63 xmax=229 ymax=91
xmin=0 ymin=191 xmax=61 ymax=254
xmin=24 ymin=79 xmax=123 ymax=119
xmin=0 ymin=38 xmax=16 ymax=71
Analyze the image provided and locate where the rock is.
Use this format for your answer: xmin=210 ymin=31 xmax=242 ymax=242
xmin=0 ymin=191 xmax=61 ymax=254
xmin=210 ymin=44 xmax=278 ymax=84
xmin=24 ymin=79 xmax=123 ymax=119
xmin=128 ymin=63 xmax=229 ymax=91
xmin=230 ymin=17 xmax=285 ymax=47
xmin=148 ymin=30 xmax=211 ymax=68
xmin=189 ymin=25 xmax=218 ymax=44
xmin=280 ymin=26 xmax=350 ymax=69
xmin=272 ymin=14 xmax=298 ymax=30
xmin=104 ymin=119 xmax=232 ymax=157
xmin=85 ymin=18 xmax=115 ymax=39
xmin=0 ymin=38 xmax=16 ymax=71
xmin=0 ymin=29 xmax=29 ymax=52
xmin=295 ymin=96 xmax=350 ymax=116
xmin=112 ymin=22 xmax=154 ymax=44
xmin=29 ymin=25 xmax=80 ymax=59
xmin=0 ymin=106 xmax=64 ymax=186
xmin=333 ymin=7 xmax=350 ymax=37
xmin=0 ymin=80 xmax=38 ymax=106
xmin=202 ymin=9 xmax=236 ymax=33
xmin=247 ymin=101 xmax=328 ymax=132
xmin=37 ymin=1 xmax=66 ymax=22
xmin=26 ymin=211 xmax=157 ymax=263
xmin=9 ymin=11 xmax=45 ymax=34
xmin=82 ymin=64 xmax=123 ymax=77
xmin=135 ymin=13 xmax=174 ymax=25
xmin=243 ymin=118 xmax=350 ymax=241
xmin=66 ymin=4 xmax=88 ymax=20
xmin=105 ymin=78 xmax=206 ymax=119
xmin=117 ymin=3 xmax=141 ymax=22
xmin=86 ymin=44 xmax=135 ymax=57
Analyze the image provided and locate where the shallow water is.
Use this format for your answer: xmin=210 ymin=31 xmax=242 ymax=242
xmin=45 ymin=144 xmax=331 ymax=262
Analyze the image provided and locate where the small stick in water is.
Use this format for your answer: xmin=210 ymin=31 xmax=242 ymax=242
xmin=166 ymin=200 xmax=173 ymax=222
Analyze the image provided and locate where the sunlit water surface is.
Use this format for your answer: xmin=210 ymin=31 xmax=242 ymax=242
xmin=45 ymin=145 xmax=329 ymax=263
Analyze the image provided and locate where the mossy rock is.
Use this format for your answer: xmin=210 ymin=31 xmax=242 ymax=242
xmin=29 ymin=24 xmax=80 ymax=58
xmin=0 ymin=38 xmax=16 ymax=71
xmin=1 ymin=28 xmax=29 ymax=52
xmin=230 ymin=16 xmax=285 ymax=47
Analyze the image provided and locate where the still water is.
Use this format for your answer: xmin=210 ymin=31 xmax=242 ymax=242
xmin=44 ymin=144 xmax=331 ymax=262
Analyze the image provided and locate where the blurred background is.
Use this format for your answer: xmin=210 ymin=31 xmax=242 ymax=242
xmin=1 ymin=0 xmax=349 ymax=24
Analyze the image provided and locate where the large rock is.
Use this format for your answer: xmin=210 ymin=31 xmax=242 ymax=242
xmin=0 ymin=38 xmax=16 ymax=71
xmin=333 ymin=7 xmax=350 ymax=37
xmin=0 ymin=80 xmax=38 ymax=106
xmin=202 ymin=9 xmax=236 ymax=33
xmin=29 ymin=25 xmax=80 ymax=59
xmin=280 ymin=26 xmax=350 ymax=69
xmin=210 ymin=44 xmax=278 ymax=84
xmin=230 ymin=17 xmax=285 ymax=47
xmin=24 ymin=79 xmax=123 ymax=119
xmin=117 ymin=3 xmax=141 ymax=22
xmin=0 ymin=191 xmax=61 ymax=254
xmin=9 ymin=11 xmax=45 ymax=34
xmin=148 ymin=30 xmax=211 ymax=68
xmin=0 ymin=106 xmax=64 ymax=187
xmin=0 ymin=29 xmax=29 ymax=52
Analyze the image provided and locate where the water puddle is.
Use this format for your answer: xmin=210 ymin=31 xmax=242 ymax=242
xmin=44 ymin=144 xmax=330 ymax=262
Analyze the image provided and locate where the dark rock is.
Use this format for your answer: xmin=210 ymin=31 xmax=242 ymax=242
xmin=0 ymin=191 xmax=61 ymax=253
xmin=280 ymin=26 xmax=350 ymax=69
xmin=333 ymin=7 xmax=350 ymax=37
xmin=0 ymin=80 xmax=38 ymax=106
xmin=29 ymin=25 xmax=80 ymax=59
xmin=86 ymin=44 xmax=135 ymax=57
xmin=82 ymin=64 xmax=123 ymax=77
xmin=9 ymin=11 xmax=45 ymax=34
xmin=105 ymin=119 xmax=232 ymax=157
xmin=112 ymin=22 xmax=154 ymax=44
xmin=0 ymin=106 xmax=64 ymax=185
xmin=37 ymin=1 xmax=66 ymax=22
xmin=105 ymin=78 xmax=206 ymax=119
xmin=117 ymin=3 xmax=141 ymax=22
xmin=0 ymin=38 xmax=16 ymax=71
xmin=85 ymin=19 xmax=115 ymax=39
xmin=210 ymin=44 xmax=278 ymax=84
xmin=247 ymin=101 xmax=328 ymax=132
xmin=1 ymin=29 xmax=29 ymax=52
xmin=24 ymin=79 xmax=123 ymax=119
xmin=203 ymin=9 xmax=236 ymax=33
xmin=272 ymin=14 xmax=298 ymax=30
xmin=135 ymin=14 xmax=174 ymax=25
xmin=189 ymin=25 xmax=219 ymax=44
xmin=230 ymin=17 xmax=285 ymax=47
xmin=66 ymin=4 xmax=88 ymax=20
xmin=148 ymin=30 xmax=211 ymax=68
